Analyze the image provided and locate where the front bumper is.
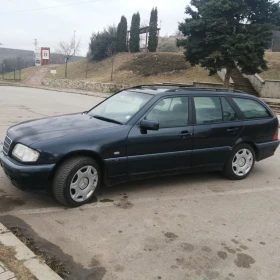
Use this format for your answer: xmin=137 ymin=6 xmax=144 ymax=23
xmin=0 ymin=146 xmax=55 ymax=190
xmin=256 ymin=140 xmax=280 ymax=161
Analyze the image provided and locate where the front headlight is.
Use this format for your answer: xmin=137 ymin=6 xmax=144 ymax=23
xmin=12 ymin=144 xmax=40 ymax=162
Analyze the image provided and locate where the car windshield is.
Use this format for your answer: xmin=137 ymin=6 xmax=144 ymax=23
xmin=88 ymin=90 xmax=153 ymax=124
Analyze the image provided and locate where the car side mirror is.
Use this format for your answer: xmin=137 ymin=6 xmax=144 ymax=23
xmin=139 ymin=119 xmax=159 ymax=131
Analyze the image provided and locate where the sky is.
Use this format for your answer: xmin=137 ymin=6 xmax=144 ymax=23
xmin=0 ymin=0 xmax=189 ymax=56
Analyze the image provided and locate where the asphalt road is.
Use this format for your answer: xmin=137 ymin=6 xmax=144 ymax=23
xmin=0 ymin=86 xmax=280 ymax=280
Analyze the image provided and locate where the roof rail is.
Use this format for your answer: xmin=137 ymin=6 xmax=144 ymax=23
xmin=130 ymin=83 xmax=193 ymax=89
xmin=167 ymin=87 xmax=245 ymax=93
xmin=129 ymin=84 xmax=245 ymax=94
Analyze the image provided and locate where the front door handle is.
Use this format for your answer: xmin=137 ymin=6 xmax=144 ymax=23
xmin=179 ymin=131 xmax=193 ymax=139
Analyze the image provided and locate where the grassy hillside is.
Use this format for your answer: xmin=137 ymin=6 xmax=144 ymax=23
xmin=46 ymin=52 xmax=221 ymax=85
xmin=260 ymin=52 xmax=280 ymax=80
xmin=1 ymin=66 xmax=38 ymax=82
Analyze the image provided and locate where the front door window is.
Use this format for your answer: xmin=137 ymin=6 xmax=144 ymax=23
xmin=146 ymin=97 xmax=189 ymax=128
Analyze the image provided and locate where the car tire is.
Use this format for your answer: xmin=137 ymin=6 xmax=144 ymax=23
xmin=223 ymin=143 xmax=255 ymax=180
xmin=53 ymin=156 xmax=100 ymax=207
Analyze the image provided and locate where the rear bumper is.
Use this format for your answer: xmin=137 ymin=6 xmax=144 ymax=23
xmin=255 ymin=140 xmax=280 ymax=161
xmin=0 ymin=148 xmax=55 ymax=190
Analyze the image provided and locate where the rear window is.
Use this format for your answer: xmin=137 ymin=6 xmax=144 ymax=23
xmin=233 ymin=98 xmax=271 ymax=119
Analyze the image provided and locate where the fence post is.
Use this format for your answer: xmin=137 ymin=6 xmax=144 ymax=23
xmin=14 ymin=69 xmax=15 ymax=80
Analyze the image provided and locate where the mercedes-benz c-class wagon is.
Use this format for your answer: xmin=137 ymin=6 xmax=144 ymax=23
xmin=1 ymin=85 xmax=279 ymax=207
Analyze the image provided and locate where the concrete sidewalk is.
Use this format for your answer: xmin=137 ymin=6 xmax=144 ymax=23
xmin=0 ymin=223 xmax=62 ymax=280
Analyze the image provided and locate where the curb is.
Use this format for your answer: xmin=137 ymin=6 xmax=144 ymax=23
xmin=0 ymin=83 xmax=110 ymax=99
xmin=0 ymin=223 xmax=62 ymax=280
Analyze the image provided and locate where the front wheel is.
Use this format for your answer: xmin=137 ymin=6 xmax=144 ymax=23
xmin=53 ymin=156 xmax=100 ymax=207
xmin=223 ymin=144 xmax=255 ymax=180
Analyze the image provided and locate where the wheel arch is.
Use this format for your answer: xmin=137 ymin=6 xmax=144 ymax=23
xmin=49 ymin=150 xmax=105 ymax=182
xmin=234 ymin=139 xmax=259 ymax=160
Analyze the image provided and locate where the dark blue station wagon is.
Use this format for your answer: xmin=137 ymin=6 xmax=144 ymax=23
xmin=0 ymin=85 xmax=279 ymax=207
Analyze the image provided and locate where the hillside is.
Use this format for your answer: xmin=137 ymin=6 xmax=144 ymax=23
xmin=260 ymin=52 xmax=280 ymax=80
xmin=46 ymin=52 xmax=222 ymax=85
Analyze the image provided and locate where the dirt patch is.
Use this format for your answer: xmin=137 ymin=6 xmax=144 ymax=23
xmin=164 ymin=232 xmax=178 ymax=239
xmin=114 ymin=264 xmax=125 ymax=272
xmin=0 ymin=245 xmax=36 ymax=280
xmin=114 ymin=198 xmax=134 ymax=209
xmin=224 ymin=246 xmax=236 ymax=254
xmin=234 ymin=253 xmax=255 ymax=268
xmin=99 ymin=199 xmax=114 ymax=203
xmin=0 ymin=195 xmax=25 ymax=212
xmin=90 ymin=258 xmax=101 ymax=267
xmin=231 ymin=239 xmax=239 ymax=244
xmin=0 ymin=215 xmax=106 ymax=280
xmin=181 ymin=243 xmax=195 ymax=252
xmin=217 ymin=251 xmax=228 ymax=260
xmin=201 ymin=246 xmax=212 ymax=253
xmin=10 ymin=226 xmax=68 ymax=277
xmin=240 ymin=245 xmax=248 ymax=250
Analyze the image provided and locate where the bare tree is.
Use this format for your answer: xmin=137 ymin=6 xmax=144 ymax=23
xmin=57 ymin=36 xmax=80 ymax=78
xmin=106 ymin=42 xmax=116 ymax=81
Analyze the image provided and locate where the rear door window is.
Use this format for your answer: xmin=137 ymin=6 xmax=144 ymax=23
xmin=194 ymin=97 xmax=223 ymax=124
xmin=233 ymin=98 xmax=270 ymax=119
xmin=221 ymin=97 xmax=239 ymax=122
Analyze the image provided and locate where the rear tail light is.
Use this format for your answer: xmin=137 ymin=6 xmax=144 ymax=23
xmin=273 ymin=128 xmax=279 ymax=141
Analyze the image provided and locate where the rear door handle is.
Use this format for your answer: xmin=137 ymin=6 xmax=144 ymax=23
xmin=227 ymin=127 xmax=239 ymax=132
xmin=179 ymin=131 xmax=193 ymax=138
xmin=227 ymin=127 xmax=239 ymax=134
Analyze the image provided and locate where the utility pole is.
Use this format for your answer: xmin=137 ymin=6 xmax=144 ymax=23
xmin=74 ymin=30 xmax=76 ymax=57
xmin=34 ymin=39 xmax=38 ymax=66
xmin=34 ymin=39 xmax=38 ymax=50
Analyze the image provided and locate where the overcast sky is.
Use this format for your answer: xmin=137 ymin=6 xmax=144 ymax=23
xmin=0 ymin=0 xmax=189 ymax=56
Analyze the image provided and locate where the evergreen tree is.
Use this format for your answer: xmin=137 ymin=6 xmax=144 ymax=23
xmin=116 ymin=16 xmax=128 ymax=52
xmin=177 ymin=0 xmax=280 ymax=88
xmin=88 ymin=26 xmax=117 ymax=61
xmin=129 ymin=12 xmax=140 ymax=52
xmin=148 ymin=7 xmax=159 ymax=52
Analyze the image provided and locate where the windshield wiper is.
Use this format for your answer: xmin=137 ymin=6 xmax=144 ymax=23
xmin=92 ymin=115 xmax=123 ymax=125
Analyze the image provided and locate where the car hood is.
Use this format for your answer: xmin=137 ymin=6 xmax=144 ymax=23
xmin=7 ymin=113 xmax=119 ymax=145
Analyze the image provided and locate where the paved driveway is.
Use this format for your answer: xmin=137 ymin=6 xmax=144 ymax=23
xmin=0 ymin=86 xmax=280 ymax=280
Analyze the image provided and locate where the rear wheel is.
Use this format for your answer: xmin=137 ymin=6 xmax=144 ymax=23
xmin=223 ymin=143 xmax=255 ymax=180
xmin=53 ymin=156 xmax=100 ymax=207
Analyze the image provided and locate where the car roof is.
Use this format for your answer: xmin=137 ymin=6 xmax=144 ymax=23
xmin=127 ymin=86 xmax=258 ymax=99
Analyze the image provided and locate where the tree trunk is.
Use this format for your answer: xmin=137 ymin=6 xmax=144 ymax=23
xmin=65 ymin=59 xmax=68 ymax=78
xmin=224 ymin=67 xmax=232 ymax=88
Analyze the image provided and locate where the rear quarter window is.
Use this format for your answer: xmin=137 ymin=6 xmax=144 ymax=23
xmin=233 ymin=98 xmax=271 ymax=119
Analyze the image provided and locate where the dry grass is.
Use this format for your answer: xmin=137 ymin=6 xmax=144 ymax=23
xmin=0 ymin=244 xmax=36 ymax=280
xmin=260 ymin=52 xmax=280 ymax=80
xmin=46 ymin=52 xmax=221 ymax=86
xmin=119 ymin=52 xmax=189 ymax=76
xmin=1 ymin=66 xmax=39 ymax=82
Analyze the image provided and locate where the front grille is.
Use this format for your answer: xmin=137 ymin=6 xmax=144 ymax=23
xmin=3 ymin=134 xmax=12 ymax=155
